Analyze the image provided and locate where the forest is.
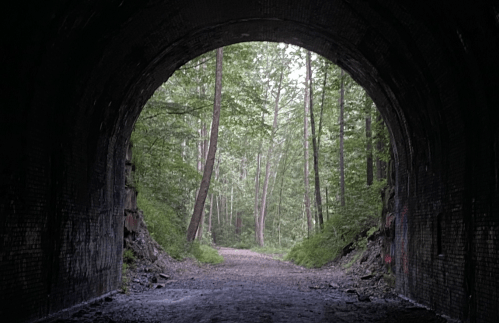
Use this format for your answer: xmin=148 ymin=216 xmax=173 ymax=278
xmin=130 ymin=42 xmax=390 ymax=266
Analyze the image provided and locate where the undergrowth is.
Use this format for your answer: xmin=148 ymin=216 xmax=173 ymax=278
xmin=285 ymin=182 xmax=383 ymax=268
xmin=137 ymin=187 xmax=190 ymax=260
xmin=136 ymin=189 xmax=224 ymax=264
xmin=190 ymin=242 xmax=224 ymax=264
xmin=121 ymin=248 xmax=136 ymax=294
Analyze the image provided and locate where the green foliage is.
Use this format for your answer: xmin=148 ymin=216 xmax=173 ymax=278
xmin=123 ymin=248 xmax=136 ymax=264
xmin=285 ymin=180 xmax=383 ymax=268
xmin=190 ymin=242 xmax=224 ymax=264
xmin=285 ymin=219 xmax=343 ymax=268
xmin=136 ymin=188 xmax=190 ymax=259
xmin=131 ymin=42 xmax=389 ymax=266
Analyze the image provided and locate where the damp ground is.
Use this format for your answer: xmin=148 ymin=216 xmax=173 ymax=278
xmin=42 ymin=247 xmax=453 ymax=323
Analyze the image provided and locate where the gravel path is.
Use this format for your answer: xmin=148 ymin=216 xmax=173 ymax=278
xmin=43 ymin=248 xmax=451 ymax=323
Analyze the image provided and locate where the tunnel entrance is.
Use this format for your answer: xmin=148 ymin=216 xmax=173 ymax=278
xmin=1 ymin=1 xmax=498 ymax=322
xmin=129 ymin=42 xmax=391 ymax=262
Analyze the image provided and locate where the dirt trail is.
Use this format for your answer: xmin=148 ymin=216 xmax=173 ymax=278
xmin=43 ymin=247 xmax=451 ymax=323
xmin=200 ymin=248 xmax=345 ymax=288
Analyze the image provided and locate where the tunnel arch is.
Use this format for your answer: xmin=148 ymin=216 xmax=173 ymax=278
xmin=1 ymin=1 xmax=498 ymax=322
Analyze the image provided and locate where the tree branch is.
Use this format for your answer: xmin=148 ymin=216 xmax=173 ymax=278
xmin=178 ymin=55 xmax=215 ymax=70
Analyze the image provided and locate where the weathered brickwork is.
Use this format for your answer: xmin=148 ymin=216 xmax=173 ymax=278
xmin=1 ymin=1 xmax=498 ymax=322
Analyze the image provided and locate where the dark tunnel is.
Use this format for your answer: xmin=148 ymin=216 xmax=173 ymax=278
xmin=1 ymin=1 xmax=498 ymax=322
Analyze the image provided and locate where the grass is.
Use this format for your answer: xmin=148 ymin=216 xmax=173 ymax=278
xmin=190 ymin=243 xmax=224 ymax=264
xmin=121 ymin=263 xmax=130 ymax=294
xmin=285 ymin=233 xmax=343 ymax=268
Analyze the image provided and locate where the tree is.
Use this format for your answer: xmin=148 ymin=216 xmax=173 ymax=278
xmin=307 ymin=51 xmax=324 ymax=230
xmin=257 ymin=45 xmax=286 ymax=247
xmin=339 ymin=69 xmax=345 ymax=207
xmin=132 ymin=42 xmax=389 ymax=256
xmin=365 ymin=96 xmax=373 ymax=186
xmin=187 ymin=47 xmax=224 ymax=242
xmin=375 ymin=111 xmax=387 ymax=181
xmin=303 ymin=54 xmax=313 ymax=237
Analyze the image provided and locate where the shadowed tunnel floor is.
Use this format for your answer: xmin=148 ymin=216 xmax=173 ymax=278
xmin=42 ymin=249 xmax=450 ymax=323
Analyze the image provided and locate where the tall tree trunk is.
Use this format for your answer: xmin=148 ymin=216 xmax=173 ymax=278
xmin=365 ymin=97 xmax=373 ymax=186
xmin=376 ymin=112 xmax=387 ymax=180
xmin=258 ymin=49 xmax=285 ymax=247
xmin=216 ymin=195 xmax=220 ymax=225
xmin=195 ymin=56 xmax=207 ymax=240
xmin=307 ymin=51 xmax=324 ymax=230
xmin=230 ymin=184 xmax=233 ymax=242
xmin=197 ymin=122 xmax=209 ymax=241
xmin=339 ymin=69 xmax=346 ymax=207
xmin=197 ymin=208 xmax=205 ymax=241
xmin=225 ymin=180 xmax=229 ymax=224
xmin=235 ymin=212 xmax=242 ymax=237
xmin=320 ymin=62 xmax=329 ymax=223
xmin=208 ymin=193 xmax=213 ymax=234
xmin=278 ymin=185 xmax=282 ymax=246
xmin=325 ymin=186 xmax=329 ymax=221
xmin=215 ymin=155 xmax=220 ymax=227
xmin=195 ymin=124 xmax=203 ymax=240
xmin=318 ymin=60 xmax=328 ymax=150
xmin=254 ymin=147 xmax=261 ymax=244
xmin=304 ymin=56 xmax=313 ymax=238
xmin=254 ymin=45 xmax=271 ymax=245
xmin=187 ymin=47 xmax=224 ymax=242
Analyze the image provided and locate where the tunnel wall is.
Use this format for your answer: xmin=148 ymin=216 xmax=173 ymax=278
xmin=1 ymin=1 xmax=498 ymax=322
